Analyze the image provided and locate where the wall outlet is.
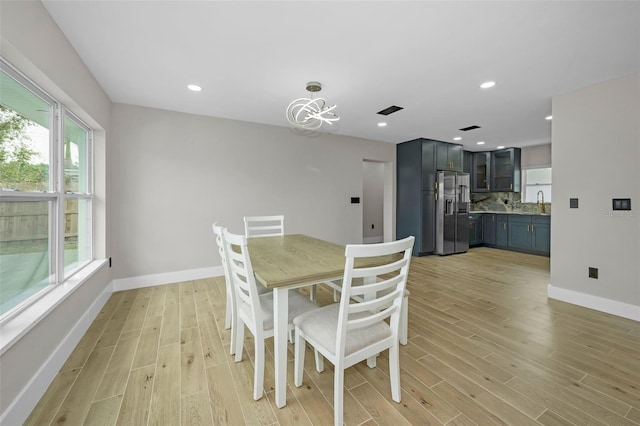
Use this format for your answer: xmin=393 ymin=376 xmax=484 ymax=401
xmin=588 ymin=267 xmax=598 ymax=279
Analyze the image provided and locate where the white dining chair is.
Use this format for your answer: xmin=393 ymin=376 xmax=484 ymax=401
xmin=244 ymin=214 xmax=324 ymax=304
xmin=223 ymin=228 xmax=320 ymax=400
xmin=332 ymin=279 xmax=411 ymax=345
xmin=293 ymin=236 xmax=415 ymax=426
xmin=243 ymin=215 xmax=285 ymax=238
xmin=212 ymin=223 xmax=238 ymax=355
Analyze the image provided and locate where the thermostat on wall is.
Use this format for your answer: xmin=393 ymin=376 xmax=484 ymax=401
xmin=612 ymin=198 xmax=631 ymax=210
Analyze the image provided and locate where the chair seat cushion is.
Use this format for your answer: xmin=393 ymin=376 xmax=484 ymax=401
xmin=241 ymin=290 xmax=318 ymax=331
xmin=293 ymin=304 xmax=392 ymax=357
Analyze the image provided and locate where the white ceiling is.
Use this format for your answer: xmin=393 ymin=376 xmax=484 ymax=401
xmin=42 ymin=1 xmax=640 ymax=151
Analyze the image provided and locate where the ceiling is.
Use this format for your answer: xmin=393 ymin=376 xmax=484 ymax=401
xmin=41 ymin=1 xmax=640 ymax=151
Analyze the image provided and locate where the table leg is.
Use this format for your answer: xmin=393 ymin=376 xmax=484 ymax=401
xmin=273 ymin=287 xmax=288 ymax=408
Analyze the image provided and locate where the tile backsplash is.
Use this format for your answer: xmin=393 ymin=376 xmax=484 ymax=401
xmin=471 ymin=192 xmax=551 ymax=214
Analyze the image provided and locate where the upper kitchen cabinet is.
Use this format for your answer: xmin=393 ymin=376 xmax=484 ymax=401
xmin=472 ymin=151 xmax=491 ymax=192
xmin=463 ymin=150 xmax=473 ymax=175
xmin=397 ymin=138 xmax=463 ymax=256
xmin=436 ymin=142 xmax=464 ymax=172
xmin=491 ymin=148 xmax=521 ymax=192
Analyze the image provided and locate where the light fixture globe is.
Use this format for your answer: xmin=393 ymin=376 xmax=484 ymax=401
xmin=286 ymin=81 xmax=340 ymax=130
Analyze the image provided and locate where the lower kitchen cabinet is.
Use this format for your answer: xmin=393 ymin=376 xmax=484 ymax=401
xmin=482 ymin=213 xmax=496 ymax=245
xmin=507 ymin=215 xmax=550 ymax=255
xmin=473 ymin=213 xmax=549 ymax=256
xmin=496 ymin=215 xmax=509 ymax=248
xmin=469 ymin=214 xmax=483 ymax=246
xmin=531 ymin=216 xmax=551 ymax=254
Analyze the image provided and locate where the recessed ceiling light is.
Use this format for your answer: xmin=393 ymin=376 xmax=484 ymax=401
xmin=377 ymin=122 xmax=387 ymax=127
xmin=480 ymin=81 xmax=496 ymax=89
xmin=497 ymin=145 xmax=505 ymax=149
xmin=545 ymin=115 xmax=553 ymax=120
xmin=453 ymin=136 xmax=462 ymax=141
xmin=477 ymin=141 xmax=485 ymax=145
xmin=187 ymin=84 xmax=202 ymax=92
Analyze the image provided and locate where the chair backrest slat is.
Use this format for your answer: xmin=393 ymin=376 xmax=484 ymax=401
xmin=244 ymin=215 xmax=285 ymax=238
xmin=224 ymin=229 xmax=263 ymax=327
xmin=335 ymin=236 xmax=414 ymax=356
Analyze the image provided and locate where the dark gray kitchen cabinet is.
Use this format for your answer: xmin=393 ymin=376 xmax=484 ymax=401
xmin=436 ymin=142 xmax=464 ymax=172
xmin=491 ymin=148 xmax=521 ymax=192
xmin=472 ymin=152 xmax=491 ymax=192
xmin=469 ymin=214 xmax=483 ymax=246
xmin=463 ymin=150 xmax=473 ymax=175
xmin=397 ymin=138 xmax=463 ymax=256
xmin=507 ymin=215 xmax=550 ymax=255
xmin=482 ymin=213 xmax=496 ymax=245
xmin=508 ymin=216 xmax=532 ymax=251
xmin=532 ymin=216 xmax=551 ymax=255
xmin=496 ymin=214 xmax=509 ymax=247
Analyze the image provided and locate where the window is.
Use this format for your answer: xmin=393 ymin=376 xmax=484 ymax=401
xmin=0 ymin=57 xmax=93 ymax=318
xmin=522 ymin=167 xmax=551 ymax=203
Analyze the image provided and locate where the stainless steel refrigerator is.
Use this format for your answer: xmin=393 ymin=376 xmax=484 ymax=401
xmin=435 ymin=171 xmax=470 ymax=255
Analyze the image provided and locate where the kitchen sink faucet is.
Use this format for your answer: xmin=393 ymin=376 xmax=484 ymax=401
xmin=537 ymin=190 xmax=546 ymax=213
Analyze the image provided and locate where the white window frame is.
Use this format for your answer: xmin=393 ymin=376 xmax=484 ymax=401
xmin=522 ymin=166 xmax=552 ymax=203
xmin=0 ymin=57 xmax=94 ymax=322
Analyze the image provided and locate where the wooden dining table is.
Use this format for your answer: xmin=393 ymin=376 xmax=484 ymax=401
xmin=247 ymin=234 xmax=397 ymax=408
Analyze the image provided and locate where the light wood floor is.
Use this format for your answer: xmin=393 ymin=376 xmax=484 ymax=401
xmin=26 ymin=247 xmax=640 ymax=425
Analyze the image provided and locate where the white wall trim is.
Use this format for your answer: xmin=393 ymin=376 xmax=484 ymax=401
xmin=0 ymin=282 xmax=113 ymax=426
xmin=547 ymin=284 xmax=640 ymax=322
xmin=112 ymin=266 xmax=223 ymax=292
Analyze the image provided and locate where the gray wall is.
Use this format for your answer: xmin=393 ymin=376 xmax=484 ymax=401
xmin=521 ymin=143 xmax=551 ymax=168
xmin=0 ymin=0 xmax=112 ymax=420
xmin=550 ymin=73 xmax=640 ymax=315
xmin=110 ymin=104 xmax=395 ymax=280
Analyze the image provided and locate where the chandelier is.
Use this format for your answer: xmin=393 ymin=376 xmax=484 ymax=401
xmin=286 ymin=81 xmax=340 ymax=130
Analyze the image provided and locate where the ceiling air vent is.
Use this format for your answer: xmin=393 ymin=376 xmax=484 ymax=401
xmin=459 ymin=125 xmax=481 ymax=131
xmin=376 ymin=105 xmax=404 ymax=116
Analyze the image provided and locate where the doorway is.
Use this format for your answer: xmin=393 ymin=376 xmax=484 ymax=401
xmin=362 ymin=160 xmax=392 ymax=243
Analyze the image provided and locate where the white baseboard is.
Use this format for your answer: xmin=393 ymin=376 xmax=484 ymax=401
xmin=0 ymin=282 xmax=113 ymax=425
xmin=547 ymin=284 xmax=640 ymax=322
xmin=112 ymin=266 xmax=223 ymax=292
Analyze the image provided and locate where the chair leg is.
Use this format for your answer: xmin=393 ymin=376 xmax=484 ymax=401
xmin=253 ymin=335 xmax=265 ymax=400
xmin=334 ymin=365 xmax=345 ymax=426
xmin=333 ymin=289 xmax=339 ymax=303
xmin=288 ymin=329 xmax=294 ymax=344
xmin=224 ymin=288 xmax=232 ymax=329
xmin=234 ymin=321 xmax=245 ymax=362
xmin=400 ymin=294 xmax=408 ymax=345
xmin=294 ymin=328 xmax=305 ymax=387
xmin=314 ymin=348 xmax=324 ymax=373
xmin=389 ymin=343 xmax=401 ymax=402
xmin=229 ymin=308 xmax=236 ymax=355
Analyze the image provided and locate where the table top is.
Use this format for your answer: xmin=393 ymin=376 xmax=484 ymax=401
xmin=248 ymin=234 xmax=346 ymax=288
xmin=247 ymin=234 xmax=399 ymax=288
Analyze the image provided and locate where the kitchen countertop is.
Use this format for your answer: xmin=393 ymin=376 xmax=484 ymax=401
xmin=470 ymin=210 xmax=551 ymax=216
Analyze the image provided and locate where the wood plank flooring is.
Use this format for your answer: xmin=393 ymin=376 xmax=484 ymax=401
xmin=26 ymin=247 xmax=640 ymax=425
